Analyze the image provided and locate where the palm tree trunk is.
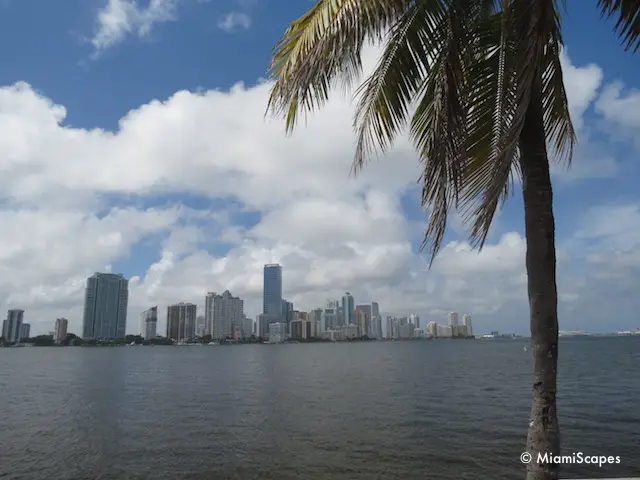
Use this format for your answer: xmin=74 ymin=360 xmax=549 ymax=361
xmin=519 ymin=74 xmax=560 ymax=480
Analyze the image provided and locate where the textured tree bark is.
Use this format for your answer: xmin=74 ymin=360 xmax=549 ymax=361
xmin=520 ymin=74 xmax=560 ymax=480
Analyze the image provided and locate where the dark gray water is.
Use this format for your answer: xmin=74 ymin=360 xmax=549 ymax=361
xmin=0 ymin=337 xmax=638 ymax=480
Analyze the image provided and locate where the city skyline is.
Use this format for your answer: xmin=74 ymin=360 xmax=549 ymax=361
xmin=0 ymin=1 xmax=638 ymax=342
xmin=5 ymin=262 xmax=640 ymax=339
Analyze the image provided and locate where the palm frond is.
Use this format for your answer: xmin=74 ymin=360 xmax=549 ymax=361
xmin=597 ymin=0 xmax=640 ymax=52
xmin=409 ymin=4 xmax=476 ymax=264
xmin=459 ymin=0 xmax=569 ymax=249
xmin=351 ymin=0 xmax=449 ymax=174
xmin=266 ymin=0 xmax=412 ymax=132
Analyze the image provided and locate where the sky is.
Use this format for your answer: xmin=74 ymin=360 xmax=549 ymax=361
xmin=0 ymin=0 xmax=639 ymax=337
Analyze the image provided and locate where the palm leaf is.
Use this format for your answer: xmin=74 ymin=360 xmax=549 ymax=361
xmin=351 ymin=0 xmax=449 ymax=173
xmin=266 ymin=0 xmax=412 ymax=132
xmin=597 ymin=0 xmax=640 ymax=52
xmin=460 ymin=0 xmax=572 ymax=249
xmin=409 ymin=4 xmax=478 ymax=263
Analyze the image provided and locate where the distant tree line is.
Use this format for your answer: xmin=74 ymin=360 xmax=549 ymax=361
xmin=1 ymin=332 xmax=383 ymax=347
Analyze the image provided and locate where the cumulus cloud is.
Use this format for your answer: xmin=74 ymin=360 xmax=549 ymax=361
xmin=91 ymin=0 xmax=177 ymax=53
xmin=217 ymin=12 xmax=251 ymax=32
xmin=0 ymin=46 xmax=636 ymax=337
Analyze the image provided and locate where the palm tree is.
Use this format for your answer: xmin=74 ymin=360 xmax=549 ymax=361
xmin=265 ymin=1 xmax=638 ymax=479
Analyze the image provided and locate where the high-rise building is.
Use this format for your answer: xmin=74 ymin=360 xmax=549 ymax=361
xmin=240 ymin=316 xmax=254 ymax=338
xmin=322 ymin=300 xmax=339 ymax=331
xmin=54 ymin=318 xmax=69 ymax=344
xmin=448 ymin=312 xmax=459 ymax=328
xmin=210 ymin=290 xmax=244 ymax=340
xmin=205 ymin=292 xmax=215 ymax=336
xmin=356 ymin=304 xmax=372 ymax=336
xmin=386 ymin=316 xmax=397 ymax=339
xmin=82 ymin=273 xmax=129 ymax=340
xmin=355 ymin=310 xmax=367 ymax=337
xmin=20 ymin=323 xmax=31 ymax=339
xmin=2 ymin=309 xmax=24 ymax=343
xmin=463 ymin=314 xmax=473 ymax=337
xmin=166 ymin=303 xmax=197 ymax=342
xmin=263 ymin=264 xmax=283 ymax=327
xmin=409 ymin=314 xmax=420 ymax=330
xmin=268 ymin=322 xmax=285 ymax=343
xmin=426 ymin=321 xmax=437 ymax=337
xmin=341 ymin=293 xmax=355 ymax=326
xmin=309 ymin=308 xmax=324 ymax=334
xmin=140 ymin=306 xmax=158 ymax=339
xmin=281 ymin=299 xmax=293 ymax=329
xmin=195 ymin=315 xmax=206 ymax=337
xmin=372 ymin=315 xmax=382 ymax=339
xmin=257 ymin=314 xmax=268 ymax=338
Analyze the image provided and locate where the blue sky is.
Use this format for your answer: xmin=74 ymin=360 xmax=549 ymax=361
xmin=0 ymin=0 xmax=639 ymax=336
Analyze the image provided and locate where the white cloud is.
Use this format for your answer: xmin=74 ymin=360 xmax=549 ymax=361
xmin=91 ymin=0 xmax=177 ymax=53
xmin=0 ymin=46 xmax=636 ymax=337
xmin=217 ymin=12 xmax=251 ymax=32
xmin=595 ymin=82 xmax=640 ymax=129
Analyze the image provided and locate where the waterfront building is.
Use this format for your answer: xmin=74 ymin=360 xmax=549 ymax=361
xmin=436 ymin=324 xmax=453 ymax=338
xmin=356 ymin=304 xmax=372 ymax=336
xmin=240 ymin=316 xmax=254 ymax=338
xmin=426 ymin=321 xmax=437 ymax=337
xmin=82 ymin=273 xmax=129 ymax=340
xmin=2 ymin=309 xmax=24 ymax=343
xmin=140 ymin=307 xmax=158 ymax=339
xmin=20 ymin=323 xmax=30 ymax=339
xmin=463 ymin=314 xmax=473 ymax=337
xmin=341 ymin=293 xmax=355 ymax=326
xmin=166 ymin=303 xmax=197 ymax=342
xmin=263 ymin=264 xmax=283 ymax=330
xmin=208 ymin=290 xmax=243 ymax=340
xmin=372 ymin=315 xmax=382 ymax=338
xmin=195 ymin=315 xmax=206 ymax=337
xmin=54 ymin=317 xmax=68 ymax=344
xmin=268 ymin=322 xmax=284 ymax=343
xmin=322 ymin=301 xmax=339 ymax=331
xmin=257 ymin=313 xmax=268 ymax=338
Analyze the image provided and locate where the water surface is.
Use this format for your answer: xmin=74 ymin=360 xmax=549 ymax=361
xmin=0 ymin=337 xmax=638 ymax=479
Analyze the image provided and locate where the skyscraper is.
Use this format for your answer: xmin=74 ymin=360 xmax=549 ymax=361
xmin=372 ymin=314 xmax=382 ymax=339
xmin=82 ymin=273 xmax=129 ymax=340
xmin=205 ymin=292 xmax=215 ymax=336
xmin=210 ymin=290 xmax=244 ymax=340
xmin=140 ymin=306 xmax=158 ymax=339
xmin=341 ymin=293 xmax=355 ymax=326
xmin=409 ymin=314 xmax=421 ymax=330
xmin=463 ymin=314 xmax=473 ymax=336
xmin=356 ymin=304 xmax=372 ymax=336
xmin=195 ymin=315 xmax=206 ymax=337
xmin=54 ymin=318 xmax=68 ymax=344
xmin=263 ymin=264 xmax=283 ymax=326
xmin=448 ymin=312 xmax=459 ymax=327
xmin=166 ymin=303 xmax=197 ymax=342
xmin=20 ymin=323 xmax=30 ymax=339
xmin=2 ymin=309 xmax=24 ymax=343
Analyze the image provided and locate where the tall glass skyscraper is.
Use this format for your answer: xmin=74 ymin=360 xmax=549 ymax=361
xmin=341 ymin=292 xmax=355 ymax=326
xmin=263 ymin=264 xmax=283 ymax=325
xmin=82 ymin=273 xmax=129 ymax=340
xmin=2 ymin=309 xmax=24 ymax=343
